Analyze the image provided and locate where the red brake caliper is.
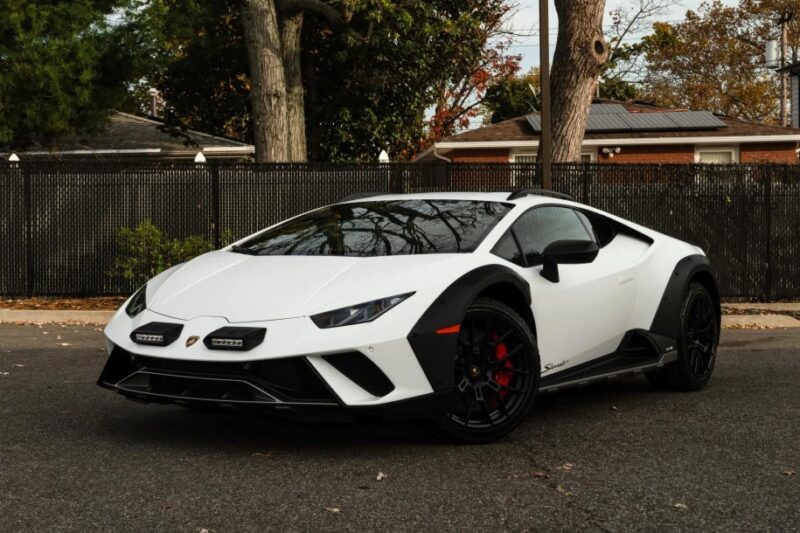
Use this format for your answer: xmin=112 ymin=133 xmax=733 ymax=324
xmin=489 ymin=333 xmax=513 ymax=408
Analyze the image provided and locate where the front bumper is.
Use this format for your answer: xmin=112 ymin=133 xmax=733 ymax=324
xmin=97 ymin=345 xmax=449 ymax=421
xmin=100 ymin=305 xmax=446 ymax=416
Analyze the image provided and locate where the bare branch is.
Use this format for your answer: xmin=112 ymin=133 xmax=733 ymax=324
xmin=277 ymin=0 xmax=366 ymax=41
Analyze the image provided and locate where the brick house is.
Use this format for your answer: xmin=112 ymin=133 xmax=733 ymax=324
xmin=416 ymin=100 xmax=800 ymax=164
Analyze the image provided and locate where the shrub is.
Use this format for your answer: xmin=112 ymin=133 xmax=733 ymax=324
xmin=110 ymin=220 xmax=233 ymax=286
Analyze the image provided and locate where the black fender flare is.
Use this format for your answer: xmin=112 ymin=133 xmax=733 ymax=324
xmin=407 ymin=264 xmax=531 ymax=392
xmin=649 ymin=254 xmax=720 ymax=341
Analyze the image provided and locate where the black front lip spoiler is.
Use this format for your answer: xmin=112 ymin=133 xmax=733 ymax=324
xmin=99 ymin=370 xmax=338 ymax=408
xmin=98 ymin=373 xmax=451 ymax=422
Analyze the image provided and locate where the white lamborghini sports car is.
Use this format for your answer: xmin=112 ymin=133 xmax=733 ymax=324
xmin=99 ymin=190 xmax=720 ymax=442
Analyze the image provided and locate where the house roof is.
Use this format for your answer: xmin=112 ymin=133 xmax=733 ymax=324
xmin=3 ymin=112 xmax=254 ymax=159
xmin=424 ymin=100 xmax=800 ymax=157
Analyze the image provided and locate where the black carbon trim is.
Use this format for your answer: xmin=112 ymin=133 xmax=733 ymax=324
xmin=649 ymin=254 xmax=719 ymax=340
xmin=98 ymin=347 xmax=338 ymax=404
xmin=539 ymin=328 xmax=674 ymax=390
xmin=407 ymin=264 xmax=531 ymax=392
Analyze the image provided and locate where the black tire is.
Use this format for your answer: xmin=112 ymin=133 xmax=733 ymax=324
xmin=431 ymin=298 xmax=540 ymax=443
xmin=646 ymin=282 xmax=719 ymax=391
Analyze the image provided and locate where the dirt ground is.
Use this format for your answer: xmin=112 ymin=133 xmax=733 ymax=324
xmin=0 ymin=297 xmax=126 ymax=311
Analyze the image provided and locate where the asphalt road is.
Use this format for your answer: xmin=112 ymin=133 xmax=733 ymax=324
xmin=0 ymin=325 xmax=798 ymax=532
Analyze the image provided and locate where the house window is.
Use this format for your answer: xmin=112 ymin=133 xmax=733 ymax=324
xmin=695 ymin=146 xmax=738 ymax=163
xmin=509 ymin=153 xmax=536 ymax=188
xmin=511 ymin=153 xmax=537 ymax=163
xmin=510 ymin=151 xmax=596 ymax=163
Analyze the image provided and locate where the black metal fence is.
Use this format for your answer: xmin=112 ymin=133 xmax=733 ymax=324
xmin=1 ymin=161 xmax=798 ymax=299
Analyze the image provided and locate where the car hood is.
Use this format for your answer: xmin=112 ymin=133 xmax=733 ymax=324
xmin=147 ymin=250 xmax=468 ymax=323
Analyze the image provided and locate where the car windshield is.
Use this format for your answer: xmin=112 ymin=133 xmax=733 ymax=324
xmin=233 ymin=199 xmax=513 ymax=257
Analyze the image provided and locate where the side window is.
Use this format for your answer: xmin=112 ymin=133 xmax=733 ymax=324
xmin=583 ymin=212 xmax=617 ymax=247
xmin=512 ymin=207 xmax=593 ymax=266
xmin=492 ymin=232 xmax=524 ymax=266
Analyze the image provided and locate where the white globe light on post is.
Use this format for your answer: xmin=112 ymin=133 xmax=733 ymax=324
xmin=8 ymin=153 xmax=20 ymax=162
xmin=194 ymin=151 xmax=207 ymax=163
xmin=378 ymin=150 xmax=390 ymax=163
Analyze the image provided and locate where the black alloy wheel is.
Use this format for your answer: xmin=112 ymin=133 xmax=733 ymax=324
xmin=433 ymin=298 xmax=539 ymax=443
xmin=646 ymin=282 xmax=719 ymax=391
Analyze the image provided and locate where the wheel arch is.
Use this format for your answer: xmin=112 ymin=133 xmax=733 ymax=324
xmin=407 ymin=264 xmax=532 ymax=392
xmin=649 ymin=254 xmax=720 ymax=340
xmin=477 ymin=282 xmax=537 ymax=340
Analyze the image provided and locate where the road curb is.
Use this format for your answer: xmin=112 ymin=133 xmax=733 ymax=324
xmin=722 ymin=314 xmax=800 ymax=329
xmin=0 ymin=310 xmax=115 ymax=325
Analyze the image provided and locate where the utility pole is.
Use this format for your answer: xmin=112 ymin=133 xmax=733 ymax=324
xmin=539 ymin=0 xmax=552 ymax=189
xmin=779 ymin=12 xmax=793 ymax=127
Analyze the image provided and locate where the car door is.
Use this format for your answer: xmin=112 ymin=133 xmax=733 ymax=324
xmin=493 ymin=205 xmax=638 ymax=375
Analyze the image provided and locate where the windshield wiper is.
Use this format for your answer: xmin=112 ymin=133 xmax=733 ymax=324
xmin=230 ymin=244 xmax=260 ymax=256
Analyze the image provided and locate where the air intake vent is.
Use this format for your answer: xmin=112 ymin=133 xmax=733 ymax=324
xmin=322 ymin=352 xmax=395 ymax=397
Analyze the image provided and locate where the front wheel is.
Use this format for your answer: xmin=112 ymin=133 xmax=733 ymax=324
xmin=431 ymin=298 xmax=540 ymax=443
xmin=646 ymin=282 xmax=719 ymax=391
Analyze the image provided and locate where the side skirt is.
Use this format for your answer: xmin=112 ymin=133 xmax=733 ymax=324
xmin=539 ymin=329 xmax=677 ymax=394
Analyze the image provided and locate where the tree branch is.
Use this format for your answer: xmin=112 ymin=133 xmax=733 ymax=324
xmin=277 ymin=0 xmax=366 ymax=41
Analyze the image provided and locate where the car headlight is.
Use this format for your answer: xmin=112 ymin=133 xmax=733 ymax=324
xmin=125 ymin=285 xmax=147 ymax=318
xmin=310 ymin=293 xmax=414 ymax=329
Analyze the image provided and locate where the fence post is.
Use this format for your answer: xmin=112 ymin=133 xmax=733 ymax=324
xmin=764 ymin=166 xmax=773 ymax=301
xmin=23 ymin=163 xmax=33 ymax=297
xmin=211 ymin=162 xmax=221 ymax=249
xmin=582 ymin=164 xmax=590 ymax=204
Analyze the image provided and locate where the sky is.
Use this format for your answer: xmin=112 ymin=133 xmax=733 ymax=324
xmin=509 ymin=0 xmax=740 ymax=72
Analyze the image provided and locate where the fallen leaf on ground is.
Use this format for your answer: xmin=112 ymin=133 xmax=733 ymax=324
xmin=533 ymin=471 xmax=549 ymax=479
xmin=556 ymin=484 xmax=572 ymax=496
xmin=559 ymin=463 xmax=575 ymax=471
xmin=12 ymin=364 xmax=25 ymax=368
xmin=59 ymin=343 xmax=71 ymax=346
xmin=673 ymin=502 xmax=689 ymax=510
xmin=325 ymin=507 xmax=341 ymax=513
xmin=376 ymin=472 xmax=387 ymax=481
xmin=784 ymin=469 xmax=796 ymax=476
xmin=0 ymin=372 xmax=9 ymax=376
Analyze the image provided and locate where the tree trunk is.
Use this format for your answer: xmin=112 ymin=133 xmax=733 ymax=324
xmin=281 ymin=11 xmax=307 ymax=162
xmin=550 ymin=0 xmax=608 ymax=162
xmin=241 ymin=0 xmax=288 ymax=162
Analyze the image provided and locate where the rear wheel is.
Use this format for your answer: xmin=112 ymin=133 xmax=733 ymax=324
xmin=432 ymin=298 xmax=539 ymax=443
xmin=646 ymin=282 xmax=719 ymax=391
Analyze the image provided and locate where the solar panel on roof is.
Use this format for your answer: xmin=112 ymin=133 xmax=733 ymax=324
xmin=591 ymin=103 xmax=627 ymax=114
xmin=586 ymin=114 xmax=631 ymax=132
xmin=523 ymin=108 xmax=726 ymax=135
xmin=664 ymin=111 xmax=726 ymax=129
xmin=620 ymin=112 xmax=678 ymax=131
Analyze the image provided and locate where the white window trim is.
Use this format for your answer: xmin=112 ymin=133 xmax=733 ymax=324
xmin=510 ymin=148 xmax=597 ymax=162
xmin=694 ymin=145 xmax=739 ymax=163
xmin=509 ymin=150 xmax=537 ymax=163
xmin=581 ymin=148 xmax=597 ymax=162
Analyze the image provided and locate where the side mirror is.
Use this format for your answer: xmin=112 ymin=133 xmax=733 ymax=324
xmin=540 ymin=240 xmax=599 ymax=283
